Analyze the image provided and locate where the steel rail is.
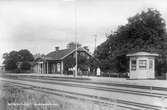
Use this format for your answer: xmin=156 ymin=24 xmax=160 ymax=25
xmin=3 ymin=80 xmax=164 ymax=110
xmin=10 ymin=77 xmax=167 ymax=98
xmin=4 ymin=74 xmax=167 ymax=91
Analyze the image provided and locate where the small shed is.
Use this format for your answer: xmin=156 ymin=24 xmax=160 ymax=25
xmin=127 ymin=52 xmax=159 ymax=79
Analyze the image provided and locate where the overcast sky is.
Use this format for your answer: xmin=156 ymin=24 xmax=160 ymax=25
xmin=0 ymin=0 xmax=167 ymax=64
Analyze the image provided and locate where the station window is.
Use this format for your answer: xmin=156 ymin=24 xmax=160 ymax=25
xmin=139 ymin=60 xmax=147 ymax=69
xmin=131 ymin=60 xmax=136 ymax=71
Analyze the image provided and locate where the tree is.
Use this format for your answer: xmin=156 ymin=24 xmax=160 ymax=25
xmin=63 ymin=51 xmax=89 ymax=74
xmin=18 ymin=49 xmax=34 ymax=61
xmin=66 ymin=42 xmax=82 ymax=49
xmin=77 ymin=52 xmax=89 ymax=71
xmin=20 ymin=62 xmax=31 ymax=71
xmin=3 ymin=49 xmax=34 ymax=72
xmin=94 ymin=8 xmax=167 ymax=76
xmin=63 ymin=46 xmax=96 ymax=75
xmin=63 ymin=54 xmax=76 ymax=74
xmin=3 ymin=51 xmax=20 ymax=70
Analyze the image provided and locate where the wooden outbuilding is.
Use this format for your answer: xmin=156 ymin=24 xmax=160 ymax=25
xmin=127 ymin=52 xmax=159 ymax=79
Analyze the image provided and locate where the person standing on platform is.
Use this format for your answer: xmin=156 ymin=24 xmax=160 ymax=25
xmin=96 ymin=67 xmax=101 ymax=77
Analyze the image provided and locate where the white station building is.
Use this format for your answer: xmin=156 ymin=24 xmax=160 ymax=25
xmin=127 ymin=52 xmax=159 ymax=79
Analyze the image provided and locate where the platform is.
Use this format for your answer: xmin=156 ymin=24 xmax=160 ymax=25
xmin=1 ymin=73 xmax=167 ymax=88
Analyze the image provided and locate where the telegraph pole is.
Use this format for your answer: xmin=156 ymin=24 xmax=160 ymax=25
xmin=63 ymin=0 xmax=77 ymax=77
xmin=74 ymin=0 xmax=78 ymax=77
xmin=94 ymin=34 xmax=97 ymax=51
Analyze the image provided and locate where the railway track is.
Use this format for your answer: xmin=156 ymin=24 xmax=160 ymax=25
xmin=12 ymin=77 xmax=167 ymax=98
xmin=4 ymin=75 xmax=167 ymax=98
xmin=4 ymin=74 xmax=167 ymax=91
xmin=3 ymin=79 xmax=166 ymax=110
xmin=2 ymin=75 xmax=167 ymax=110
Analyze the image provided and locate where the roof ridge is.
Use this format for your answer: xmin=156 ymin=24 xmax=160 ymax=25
xmin=45 ymin=47 xmax=76 ymax=60
xmin=45 ymin=47 xmax=93 ymax=61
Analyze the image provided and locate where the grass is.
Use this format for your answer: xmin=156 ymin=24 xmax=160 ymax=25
xmin=2 ymin=85 xmax=123 ymax=110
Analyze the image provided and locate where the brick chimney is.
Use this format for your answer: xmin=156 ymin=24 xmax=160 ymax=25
xmin=55 ymin=46 xmax=60 ymax=51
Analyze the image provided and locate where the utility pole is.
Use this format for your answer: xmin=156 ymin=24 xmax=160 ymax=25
xmin=94 ymin=34 xmax=97 ymax=51
xmin=63 ymin=0 xmax=77 ymax=77
xmin=74 ymin=0 xmax=78 ymax=77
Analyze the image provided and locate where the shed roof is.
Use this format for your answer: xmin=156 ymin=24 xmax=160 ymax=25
xmin=127 ymin=52 xmax=159 ymax=57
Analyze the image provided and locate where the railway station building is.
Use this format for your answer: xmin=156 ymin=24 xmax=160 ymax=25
xmin=33 ymin=46 xmax=95 ymax=75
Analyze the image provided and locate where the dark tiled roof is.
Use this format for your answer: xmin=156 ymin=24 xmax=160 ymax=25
xmin=45 ymin=48 xmax=76 ymax=60
xmin=45 ymin=47 xmax=92 ymax=61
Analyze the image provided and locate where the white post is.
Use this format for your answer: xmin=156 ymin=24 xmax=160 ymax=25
xmin=61 ymin=61 xmax=64 ymax=75
xmin=47 ymin=62 xmax=49 ymax=74
xmin=44 ymin=63 xmax=46 ymax=74
xmin=153 ymin=58 xmax=155 ymax=79
xmin=41 ymin=63 xmax=44 ymax=74
xmin=43 ymin=63 xmax=45 ymax=74
xmin=75 ymin=46 xmax=77 ymax=77
xmin=129 ymin=58 xmax=131 ymax=74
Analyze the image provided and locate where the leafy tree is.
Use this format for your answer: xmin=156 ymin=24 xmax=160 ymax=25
xmin=77 ymin=52 xmax=89 ymax=71
xmin=66 ymin=42 xmax=82 ymax=49
xmin=3 ymin=51 xmax=20 ymax=70
xmin=18 ymin=49 xmax=34 ymax=61
xmin=63 ymin=54 xmax=76 ymax=74
xmin=3 ymin=49 xmax=34 ymax=72
xmin=87 ymin=57 xmax=99 ymax=72
xmin=63 ymin=46 xmax=96 ymax=75
xmin=94 ymin=8 xmax=167 ymax=76
xmin=20 ymin=62 xmax=31 ymax=71
xmin=63 ymin=52 xmax=88 ymax=74
xmin=18 ymin=49 xmax=34 ymax=71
